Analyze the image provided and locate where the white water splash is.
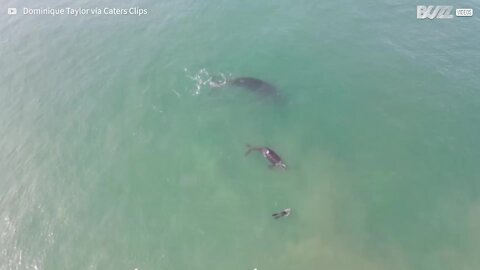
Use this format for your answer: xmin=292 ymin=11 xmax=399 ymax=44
xmin=184 ymin=68 xmax=230 ymax=96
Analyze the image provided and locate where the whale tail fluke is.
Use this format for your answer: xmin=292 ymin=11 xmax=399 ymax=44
xmin=245 ymin=144 xmax=261 ymax=156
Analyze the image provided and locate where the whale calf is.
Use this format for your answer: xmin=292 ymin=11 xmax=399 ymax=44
xmin=210 ymin=76 xmax=280 ymax=98
xmin=245 ymin=144 xmax=287 ymax=169
xmin=272 ymin=208 xmax=291 ymax=219
xmin=230 ymin=77 xmax=277 ymax=96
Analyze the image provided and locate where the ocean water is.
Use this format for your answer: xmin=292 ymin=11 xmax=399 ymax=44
xmin=1 ymin=0 xmax=480 ymax=269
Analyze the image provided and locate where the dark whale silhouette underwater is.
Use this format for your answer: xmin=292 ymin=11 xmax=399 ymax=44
xmin=210 ymin=76 xmax=282 ymax=100
xmin=229 ymin=77 xmax=277 ymax=95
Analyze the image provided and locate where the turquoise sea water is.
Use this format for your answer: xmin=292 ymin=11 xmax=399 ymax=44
xmin=1 ymin=0 xmax=480 ymax=269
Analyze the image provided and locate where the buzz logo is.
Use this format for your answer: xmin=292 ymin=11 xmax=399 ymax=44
xmin=417 ymin=5 xmax=454 ymax=19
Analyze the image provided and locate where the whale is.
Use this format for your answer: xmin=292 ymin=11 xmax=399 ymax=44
xmin=245 ymin=144 xmax=287 ymax=169
xmin=230 ymin=77 xmax=277 ymax=96
xmin=210 ymin=76 xmax=281 ymax=99
xmin=272 ymin=208 xmax=291 ymax=219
